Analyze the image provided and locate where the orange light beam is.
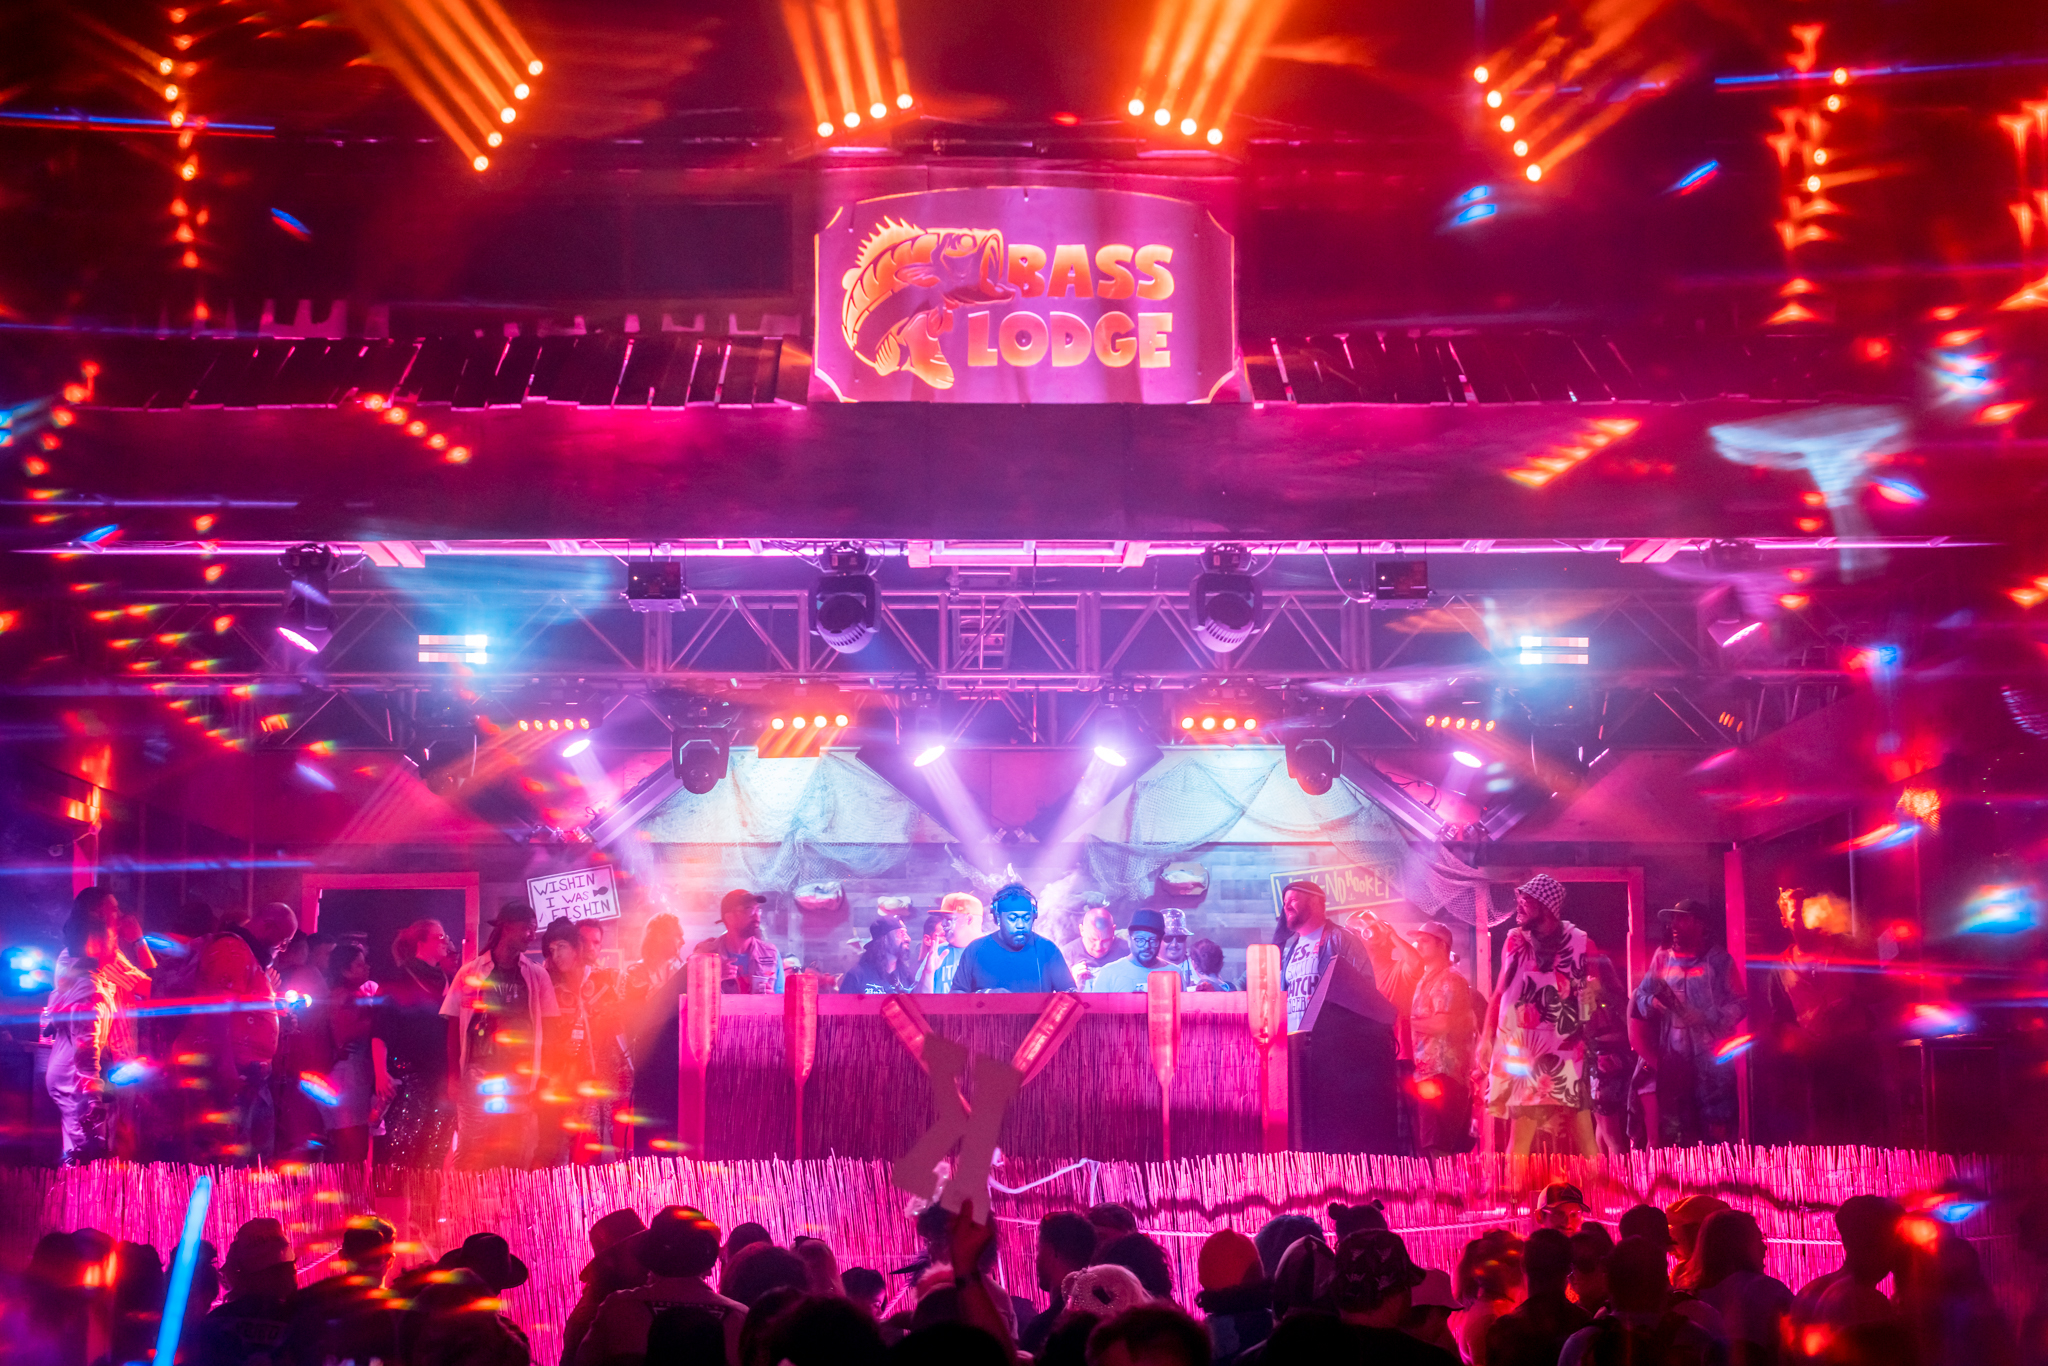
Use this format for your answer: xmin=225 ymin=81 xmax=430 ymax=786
xmin=781 ymin=0 xmax=834 ymax=127
xmin=870 ymin=0 xmax=909 ymax=101
xmin=1183 ymin=0 xmax=1260 ymax=131
xmin=1159 ymin=0 xmax=1228 ymax=120
xmin=844 ymin=0 xmax=886 ymax=114
xmin=345 ymin=5 xmax=488 ymax=161
xmin=465 ymin=0 xmax=541 ymax=71
xmin=1209 ymin=0 xmax=1291 ymax=132
xmin=813 ymin=0 xmax=860 ymax=123
xmin=1135 ymin=0 xmax=1194 ymax=103
xmin=392 ymin=0 xmax=515 ymax=117
xmin=353 ymin=0 xmax=499 ymax=141
xmin=1535 ymin=60 xmax=1691 ymax=170
xmin=424 ymin=0 xmax=525 ymax=97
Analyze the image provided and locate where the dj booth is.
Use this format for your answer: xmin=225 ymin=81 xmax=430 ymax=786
xmin=676 ymin=977 xmax=1290 ymax=1162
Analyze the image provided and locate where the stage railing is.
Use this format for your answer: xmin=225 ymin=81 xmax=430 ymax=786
xmin=677 ymin=980 xmax=1289 ymax=1161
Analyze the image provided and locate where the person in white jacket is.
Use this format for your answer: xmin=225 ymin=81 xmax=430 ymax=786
xmin=440 ymin=901 xmax=559 ymax=1168
xmin=42 ymin=887 xmax=153 ymax=1163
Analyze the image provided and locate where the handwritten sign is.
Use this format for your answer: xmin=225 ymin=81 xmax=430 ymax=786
xmin=526 ymin=865 xmax=620 ymax=923
xmin=1271 ymin=861 xmax=1403 ymax=914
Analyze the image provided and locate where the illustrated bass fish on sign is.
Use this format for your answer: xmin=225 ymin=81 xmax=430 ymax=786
xmin=814 ymin=186 xmax=1236 ymax=404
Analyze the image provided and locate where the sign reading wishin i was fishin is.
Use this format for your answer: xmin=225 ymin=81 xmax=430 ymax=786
xmin=527 ymin=864 xmax=620 ymax=923
xmin=814 ymin=187 xmax=1236 ymax=404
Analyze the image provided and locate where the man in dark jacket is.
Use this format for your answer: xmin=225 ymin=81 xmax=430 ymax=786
xmin=1277 ymin=881 xmax=1401 ymax=1152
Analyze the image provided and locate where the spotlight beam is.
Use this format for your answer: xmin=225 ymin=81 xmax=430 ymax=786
xmin=379 ymin=3 xmax=507 ymax=132
xmin=396 ymin=0 xmax=518 ymax=113
xmin=340 ymin=0 xmax=540 ymax=169
xmin=781 ymin=0 xmax=835 ymax=131
xmin=812 ymin=2 xmax=860 ymax=128
xmin=1159 ymin=0 xmax=1227 ymax=124
xmin=844 ymin=0 xmax=887 ymax=117
xmin=1208 ymin=0 xmax=1291 ymax=136
xmin=346 ymin=3 xmax=498 ymax=165
xmin=1135 ymin=0 xmax=1195 ymax=101
xmin=1183 ymin=0 xmax=1260 ymax=133
xmin=871 ymin=0 xmax=910 ymax=104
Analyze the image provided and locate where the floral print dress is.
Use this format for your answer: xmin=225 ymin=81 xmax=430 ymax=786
xmin=1485 ymin=921 xmax=1593 ymax=1114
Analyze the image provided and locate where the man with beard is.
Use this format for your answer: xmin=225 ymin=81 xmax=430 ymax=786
xmin=1402 ymin=920 xmax=1479 ymax=1157
xmin=440 ymin=901 xmax=559 ymax=1169
xmin=1086 ymin=909 xmax=1175 ymax=992
xmin=376 ymin=918 xmax=458 ymax=1167
xmin=1478 ymin=874 xmax=1598 ymax=1157
xmin=1277 ymin=880 xmax=1402 ymax=1152
xmin=839 ymin=915 xmax=912 ymax=994
xmin=691 ymin=890 xmax=783 ymax=994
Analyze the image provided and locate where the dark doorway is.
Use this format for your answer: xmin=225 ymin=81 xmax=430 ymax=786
xmin=316 ymin=888 xmax=467 ymax=979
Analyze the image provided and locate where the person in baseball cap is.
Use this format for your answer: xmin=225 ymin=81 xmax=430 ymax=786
xmin=1159 ymin=908 xmax=1194 ymax=980
xmin=1538 ymin=1182 xmax=1589 ymax=1235
xmin=337 ymin=1216 xmax=396 ymax=1277
xmin=838 ymin=914 xmax=911 ymax=995
xmin=1333 ymin=1229 xmax=1429 ymax=1331
xmin=693 ymin=890 xmax=781 ymax=994
xmin=1086 ymin=908 xmax=1174 ymax=993
xmin=1406 ymin=918 xmax=1478 ymax=1157
xmin=289 ymin=1218 xmax=399 ymax=1365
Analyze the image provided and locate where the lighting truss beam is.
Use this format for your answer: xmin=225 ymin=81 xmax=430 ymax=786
xmin=25 ymin=536 xmax=1973 ymax=564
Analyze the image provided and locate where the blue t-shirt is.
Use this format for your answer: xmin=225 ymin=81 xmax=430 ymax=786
xmin=949 ymin=934 xmax=1077 ymax=993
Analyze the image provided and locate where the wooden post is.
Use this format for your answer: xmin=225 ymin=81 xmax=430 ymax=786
xmin=1475 ymin=893 xmax=1495 ymax=1156
xmin=679 ymin=954 xmax=722 ymax=1156
xmin=1244 ymin=944 xmax=1287 ymax=1152
xmin=1724 ymin=846 xmax=1751 ymax=1144
xmin=785 ymin=971 xmax=819 ymax=1159
xmin=1147 ymin=971 xmax=1181 ymax=1162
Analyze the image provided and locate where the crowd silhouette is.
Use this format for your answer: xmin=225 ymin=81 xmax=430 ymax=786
xmin=6 ymin=1183 xmax=2026 ymax=1366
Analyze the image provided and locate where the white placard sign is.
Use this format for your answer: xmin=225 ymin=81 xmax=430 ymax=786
xmin=526 ymin=865 xmax=620 ymax=923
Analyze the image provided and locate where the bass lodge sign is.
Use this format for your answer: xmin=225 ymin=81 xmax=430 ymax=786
xmin=814 ymin=186 xmax=1236 ymax=404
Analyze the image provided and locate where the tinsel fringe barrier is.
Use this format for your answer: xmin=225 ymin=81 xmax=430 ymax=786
xmin=2 ymin=1146 xmax=2033 ymax=1365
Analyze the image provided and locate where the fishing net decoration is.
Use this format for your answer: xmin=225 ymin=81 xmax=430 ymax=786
xmin=1075 ymin=750 xmax=1410 ymax=905
xmin=1404 ymin=840 xmax=1519 ymax=929
xmin=631 ymin=748 xmax=1423 ymax=909
xmin=637 ymin=751 xmax=949 ymax=889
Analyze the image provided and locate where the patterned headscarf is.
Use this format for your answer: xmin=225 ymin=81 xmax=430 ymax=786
xmin=1517 ymin=873 xmax=1567 ymax=914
